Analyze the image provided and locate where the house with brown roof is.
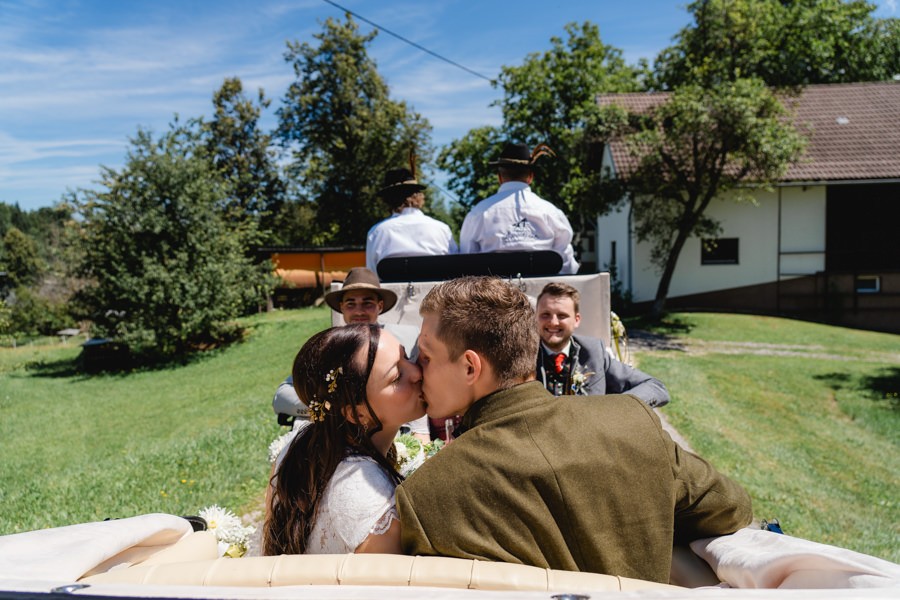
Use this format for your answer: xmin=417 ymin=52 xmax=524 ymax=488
xmin=596 ymin=82 xmax=900 ymax=334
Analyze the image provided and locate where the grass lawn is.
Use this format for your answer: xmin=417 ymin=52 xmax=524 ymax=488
xmin=631 ymin=312 xmax=899 ymax=562
xmin=2 ymin=308 xmax=897 ymax=564
xmin=0 ymin=306 xmax=329 ymax=533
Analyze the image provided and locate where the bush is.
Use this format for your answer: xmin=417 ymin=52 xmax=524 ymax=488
xmin=5 ymin=286 xmax=71 ymax=337
xmin=70 ymin=127 xmax=266 ymax=361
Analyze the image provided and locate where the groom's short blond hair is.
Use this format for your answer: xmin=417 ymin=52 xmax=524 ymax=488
xmin=420 ymin=276 xmax=538 ymax=387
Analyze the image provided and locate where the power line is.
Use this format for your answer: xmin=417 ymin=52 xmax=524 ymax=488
xmin=321 ymin=0 xmax=496 ymax=84
xmin=423 ymin=177 xmax=461 ymax=205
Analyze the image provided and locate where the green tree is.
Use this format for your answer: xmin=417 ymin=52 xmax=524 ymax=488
xmin=0 ymin=205 xmax=76 ymax=337
xmin=436 ymin=126 xmax=506 ymax=223
xmin=0 ymin=299 xmax=10 ymax=342
xmin=600 ymin=78 xmax=806 ymax=317
xmin=277 ymin=15 xmax=433 ymax=245
xmin=653 ymin=0 xmax=900 ymax=89
xmin=438 ymin=22 xmax=642 ymax=242
xmin=1 ymin=227 xmax=43 ymax=286
xmin=0 ymin=203 xmax=71 ymax=267
xmin=204 ymin=77 xmax=288 ymax=246
xmin=5 ymin=285 xmax=70 ymax=336
xmin=70 ymin=125 xmax=263 ymax=361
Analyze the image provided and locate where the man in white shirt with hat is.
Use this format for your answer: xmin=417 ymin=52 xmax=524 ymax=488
xmin=366 ymin=166 xmax=457 ymax=276
xmin=460 ymin=142 xmax=579 ymax=274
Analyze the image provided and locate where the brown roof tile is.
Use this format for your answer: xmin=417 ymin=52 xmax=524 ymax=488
xmin=599 ymin=82 xmax=900 ymax=182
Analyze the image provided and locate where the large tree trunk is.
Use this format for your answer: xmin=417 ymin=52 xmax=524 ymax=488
xmin=651 ymin=226 xmax=693 ymax=319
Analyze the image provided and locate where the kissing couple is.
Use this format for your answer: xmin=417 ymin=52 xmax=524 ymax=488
xmin=263 ymin=276 xmax=751 ymax=584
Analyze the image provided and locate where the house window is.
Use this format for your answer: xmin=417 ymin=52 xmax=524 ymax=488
xmin=855 ymin=275 xmax=881 ymax=294
xmin=701 ymin=238 xmax=739 ymax=265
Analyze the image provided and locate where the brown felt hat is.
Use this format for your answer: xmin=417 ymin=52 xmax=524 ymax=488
xmin=324 ymin=267 xmax=397 ymax=313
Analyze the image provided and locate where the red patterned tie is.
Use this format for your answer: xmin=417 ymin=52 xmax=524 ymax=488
xmin=554 ymin=352 xmax=566 ymax=374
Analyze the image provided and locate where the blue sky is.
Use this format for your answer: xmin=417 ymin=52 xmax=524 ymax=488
xmin=1 ymin=0 xmax=897 ymax=211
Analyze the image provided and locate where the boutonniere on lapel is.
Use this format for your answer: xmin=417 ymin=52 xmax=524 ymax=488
xmin=569 ymin=366 xmax=595 ymax=395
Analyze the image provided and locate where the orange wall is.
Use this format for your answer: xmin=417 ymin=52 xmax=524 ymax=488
xmin=271 ymin=250 xmax=365 ymax=272
xmin=269 ymin=250 xmax=366 ymax=290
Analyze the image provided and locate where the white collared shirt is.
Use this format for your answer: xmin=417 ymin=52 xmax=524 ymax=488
xmin=459 ymin=181 xmax=579 ymax=274
xmin=541 ymin=341 xmax=572 ymax=358
xmin=366 ymin=208 xmax=458 ymax=275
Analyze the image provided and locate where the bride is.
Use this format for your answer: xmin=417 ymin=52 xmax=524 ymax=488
xmin=263 ymin=324 xmax=426 ymax=555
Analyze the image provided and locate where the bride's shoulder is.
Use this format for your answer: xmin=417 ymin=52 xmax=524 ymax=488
xmin=334 ymin=455 xmax=393 ymax=484
xmin=323 ymin=456 xmax=395 ymax=509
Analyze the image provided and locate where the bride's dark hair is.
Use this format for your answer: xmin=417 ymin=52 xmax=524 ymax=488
xmin=262 ymin=324 xmax=402 ymax=555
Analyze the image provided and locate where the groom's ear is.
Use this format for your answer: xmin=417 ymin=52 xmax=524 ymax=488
xmin=462 ymin=349 xmax=483 ymax=385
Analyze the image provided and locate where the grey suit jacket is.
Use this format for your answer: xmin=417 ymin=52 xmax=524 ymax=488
xmin=536 ymin=334 xmax=670 ymax=407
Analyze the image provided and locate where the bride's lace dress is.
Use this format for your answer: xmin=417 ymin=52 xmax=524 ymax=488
xmin=274 ymin=433 xmax=397 ymax=554
xmin=306 ymin=455 xmax=398 ymax=554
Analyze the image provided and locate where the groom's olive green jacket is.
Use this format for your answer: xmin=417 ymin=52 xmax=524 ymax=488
xmin=396 ymin=382 xmax=752 ymax=583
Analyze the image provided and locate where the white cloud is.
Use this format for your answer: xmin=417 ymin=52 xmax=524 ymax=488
xmin=0 ymin=131 xmax=124 ymax=166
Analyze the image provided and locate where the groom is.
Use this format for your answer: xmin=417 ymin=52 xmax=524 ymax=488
xmin=397 ymin=276 xmax=752 ymax=583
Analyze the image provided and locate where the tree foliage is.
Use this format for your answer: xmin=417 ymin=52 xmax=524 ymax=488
xmin=653 ymin=0 xmax=900 ymax=89
xmin=0 ymin=203 xmax=71 ymax=267
xmin=0 ymin=204 xmax=76 ymax=338
xmin=277 ymin=15 xmax=433 ymax=245
xmin=70 ymin=125 xmax=264 ymax=360
xmin=439 ymin=22 xmax=642 ymax=238
xmin=1 ymin=227 xmax=43 ymax=287
xmin=436 ymin=126 xmax=506 ymax=224
xmin=204 ymin=78 xmax=289 ymax=247
xmin=602 ymin=78 xmax=806 ymax=316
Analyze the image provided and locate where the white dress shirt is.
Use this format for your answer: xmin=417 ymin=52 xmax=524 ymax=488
xmin=366 ymin=207 xmax=458 ymax=275
xmin=459 ymin=181 xmax=579 ymax=274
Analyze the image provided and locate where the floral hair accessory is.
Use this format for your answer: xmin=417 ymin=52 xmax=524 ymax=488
xmin=308 ymin=398 xmax=331 ymax=422
xmin=325 ymin=367 xmax=343 ymax=394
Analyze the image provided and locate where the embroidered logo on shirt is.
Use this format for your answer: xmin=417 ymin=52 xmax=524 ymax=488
xmin=501 ymin=218 xmax=538 ymax=245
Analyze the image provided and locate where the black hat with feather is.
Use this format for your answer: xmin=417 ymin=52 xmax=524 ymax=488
xmin=377 ymin=150 xmax=426 ymax=203
xmin=488 ymin=142 xmax=556 ymax=167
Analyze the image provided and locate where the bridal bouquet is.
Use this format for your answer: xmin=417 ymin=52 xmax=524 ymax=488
xmin=394 ymin=433 xmax=444 ymax=477
xmin=198 ymin=504 xmax=256 ymax=558
xmin=268 ymin=429 xmax=298 ymax=463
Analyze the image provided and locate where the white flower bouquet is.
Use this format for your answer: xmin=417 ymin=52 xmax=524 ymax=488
xmin=198 ymin=504 xmax=255 ymax=558
xmin=268 ymin=429 xmax=298 ymax=464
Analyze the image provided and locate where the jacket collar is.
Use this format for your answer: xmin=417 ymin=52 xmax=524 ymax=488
xmin=460 ymin=381 xmax=552 ymax=432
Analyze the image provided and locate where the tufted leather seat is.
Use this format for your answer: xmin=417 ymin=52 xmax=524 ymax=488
xmin=82 ymin=536 xmax=681 ymax=593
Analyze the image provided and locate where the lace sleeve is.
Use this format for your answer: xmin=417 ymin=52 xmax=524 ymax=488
xmin=306 ymin=456 xmax=398 ymax=554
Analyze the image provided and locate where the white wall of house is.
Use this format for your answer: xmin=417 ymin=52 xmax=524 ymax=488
xmin=595 ymin=185 xmax=827 ymax=302
xmin=778 ymin=186 xmax=827 ymax=277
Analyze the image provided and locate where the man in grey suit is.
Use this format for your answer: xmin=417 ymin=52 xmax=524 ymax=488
xmin=398 ymin=276 xmax=751 ymax=583
xmin=535 ymin=281 xmax=669 ymax=407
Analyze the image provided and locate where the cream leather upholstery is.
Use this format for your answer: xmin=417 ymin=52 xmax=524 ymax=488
xmin=83 ymin=551 xmax=680 ymax=592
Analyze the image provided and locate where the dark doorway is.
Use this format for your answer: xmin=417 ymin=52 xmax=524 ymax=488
xmin=826 ymin=183 xmax=900 ymax=271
